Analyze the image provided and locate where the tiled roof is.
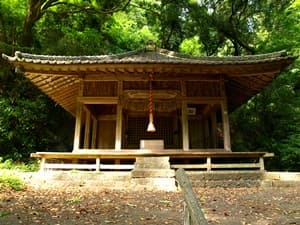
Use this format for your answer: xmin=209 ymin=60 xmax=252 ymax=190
xmin=2 ymin=48 xmax=296 ymax=65
xmin=1 ymin=48 xmax=297 ymax=115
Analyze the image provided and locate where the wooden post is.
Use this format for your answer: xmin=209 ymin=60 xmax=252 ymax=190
xmin=210 ymin=110 xmax=217 ymax=148
xmin=204 ymin=119 xmax=209 ymax=148
xmin=115 ymin=104 xmax=122 ymax=150
xmin=221 ymin=101 xmax=231 ymax=151
xmin=183 ymin=202 xmax=191 ymax=225
xmin=40 ymin=158 xmax=46 ymax=172
xmin=207 ymin=157 xmax=212 ymax=171
xmin=175 ymin=169 xmax=208 ymax=225
xmin=73 ymin=103 xmax=83 ymax=151
xmin=91 ymin=118 xmax=98 ymax=148
xmin=84 ymin=109 xmax=91 ymax=149
xmin=220 ymin=79 xmax=231 ymax=151
xmin=115 ymin=81 xmax=123 ymax=150
xmin=73 ymin=80 xmax=83 ymax=152
xmin=96 ymin=158 xmax=100 ymax=172
xmin=259 ymin=157 xmax=265 ymax=171
xmin=181 ymin=81 xmax=189 ymax=150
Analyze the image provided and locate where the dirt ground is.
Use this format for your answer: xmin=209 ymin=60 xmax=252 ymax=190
xmin=0 ymin=180 xmax=299 ymax=225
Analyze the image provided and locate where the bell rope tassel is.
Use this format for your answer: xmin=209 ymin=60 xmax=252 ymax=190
xmin=147 ymin=73 xmax=156 ymax=132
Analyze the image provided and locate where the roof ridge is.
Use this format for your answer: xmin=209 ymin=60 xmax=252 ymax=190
xmin=2 ymin=48 xmax=296 ymax=65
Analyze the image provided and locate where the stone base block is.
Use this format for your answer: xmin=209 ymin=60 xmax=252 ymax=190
xmin=131 ymin=156 xmax=175 ymax=178
xmin=131 ymin=178 xmax=177 ymax=191
xmin=134 ymin=157 xmax=171 ymax=169
xmin=131 ymin=169 xmax=175 ymax=178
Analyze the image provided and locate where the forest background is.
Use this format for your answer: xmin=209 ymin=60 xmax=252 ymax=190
xmin=0 ymin=0 xmax=299 ymax=171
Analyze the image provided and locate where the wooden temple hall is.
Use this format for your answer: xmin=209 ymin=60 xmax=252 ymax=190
xmin=2 ymin=45 xmax=297 ymax=171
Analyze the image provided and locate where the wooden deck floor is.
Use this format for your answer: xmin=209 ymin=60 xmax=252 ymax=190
xmin=31 ymin=150 xmax=274 ymax=172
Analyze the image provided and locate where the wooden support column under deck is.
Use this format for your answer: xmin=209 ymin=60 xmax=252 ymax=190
xmin=181 ymin=81 xmax=189 ymax=150
xmin=220 ymin=79 xmax=231 ymax=151
xmin=84 ymin=109 xmax=91 ymax=148
xmin=115 ymin=81 xmax=123 ymax=151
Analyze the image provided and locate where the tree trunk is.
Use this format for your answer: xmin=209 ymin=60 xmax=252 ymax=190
xmin=0 ymin=14 xmax=7 ymax=42
xmin=19 ymin=0 xmax=44 ymax=47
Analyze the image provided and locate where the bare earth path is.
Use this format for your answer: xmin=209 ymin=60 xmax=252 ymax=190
xmin=0 ymin=180 xmax=299 ymax=225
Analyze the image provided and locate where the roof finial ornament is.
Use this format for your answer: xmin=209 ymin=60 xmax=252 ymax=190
xmin=145 ymin=40 xmax=156 ymax=52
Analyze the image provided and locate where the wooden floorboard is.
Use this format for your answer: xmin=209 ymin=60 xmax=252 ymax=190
xmin=31 ymin=150 xmax=273 ymax=159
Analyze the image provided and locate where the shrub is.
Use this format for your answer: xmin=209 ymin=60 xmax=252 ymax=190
xmin=0 ymin=159 xmax=39 ymax=172
xmin=0 ymin=172 xmax=25 ymax=191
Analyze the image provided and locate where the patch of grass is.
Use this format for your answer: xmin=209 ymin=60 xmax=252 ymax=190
xmin=66 ymin=196 xmax=82 ymax=203
xmin=0 ymin=211 xmax=11 ymax=218
xmin=0 ymin=158 xmax=39 ymax=172
xmin=70 ymin=169 xmax=80 ymax=174
xmin=0 ymin=172 xmax=25 ymax=191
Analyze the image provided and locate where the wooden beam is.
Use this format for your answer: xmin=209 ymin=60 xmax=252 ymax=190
xmin=181 ymin=97 xmax=224 ymax=103
xmin=41 ymin=78 xmax=79 ymax=94
xmin=77 ymin=96 xmax=118 ymax=104
xmin=32 ymin=150 xmax=271 ymax=159
xmin=83 ymin=72 xmax=224 ymax=81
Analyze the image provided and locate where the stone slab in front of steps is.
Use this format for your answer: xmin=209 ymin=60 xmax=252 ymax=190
xmin=186 ymin=171 xmax=265 ymax=188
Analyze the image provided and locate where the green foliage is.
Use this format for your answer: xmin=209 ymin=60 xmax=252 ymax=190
xmin=104 ymin=12 xmax=157 ymax=52
xmin=0 ymin=172 xmax=24 ymax=191
xmin=0 ymin=211 xmax=11 ymax=218
xmin=66 ymin=196 xmax=82 ymax=203
xmin=231 ymin=62 xmax=300 ymax=170
xmin=0 ymin=60 xmax=74 ymax=160
xmin=0 ymin=158 xmax=39 ymax=172
xmin=258 ymin=1 xmax=300 ymax=54
xmin=180 ymin=36 xmax=203 ymax=56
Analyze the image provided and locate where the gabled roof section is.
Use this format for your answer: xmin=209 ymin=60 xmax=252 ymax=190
xmin=2 ymin=48 xmax=297 ymax=115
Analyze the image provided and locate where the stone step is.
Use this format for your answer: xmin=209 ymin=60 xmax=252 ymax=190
xmin=186 ymin=171 xmax=264 ymax=188
xmin=15 ymin=170 xmax=300 ymax=190
xmin=187 ymin=170 xmax=264 ymax=180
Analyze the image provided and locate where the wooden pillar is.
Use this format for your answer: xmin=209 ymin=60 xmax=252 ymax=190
xmin=73 ymin=80 xmax=84 ymax=152
xmin=207 ymin=157 xmax=212 ymax=171
xmin=91 ymin=117 xmax=98 ymax=149
xmin=115 ymin=81 xmax=123 ymax=151
xmin=220 ymin=79 xmax=231 ymax=151
xmin=259 ymin=157 xmax=265 ymax=171
xmin=96 ymin=158 xmax=100 ymax=172
xmin=204 ymin=119 xmax=209 ymax=148
xmin=115 ymin=103 xmax=122 ymax=150
xmin=83 ymin=109 xmax=91 ymax=148
xmin=73 ymin=103 xmax=83 ymax=151
xmin=181 ymin=81 xmax=189 ymax=150
xmin=210 ymin=110 xmax=217 ymax=148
